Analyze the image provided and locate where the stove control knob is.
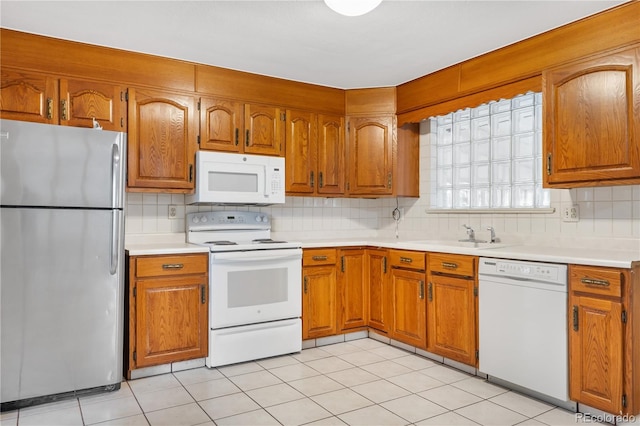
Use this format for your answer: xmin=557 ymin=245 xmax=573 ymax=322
xmin=255 ymin=216 xmax=262 ymax=222
xmin=193 ymin=216 xmax=199 ymax=223
xmin=201 ymin=216 xmax=207 ymax=223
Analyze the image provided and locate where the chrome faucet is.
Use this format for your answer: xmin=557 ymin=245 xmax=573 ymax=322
xmin=460 ymin=224 xmax=475 ymax=241
xmin=487 ymin=226 xmax=500 ymax=243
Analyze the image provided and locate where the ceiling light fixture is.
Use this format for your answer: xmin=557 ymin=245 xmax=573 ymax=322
xmin=324 ymin=0 xmax=383 ymax=17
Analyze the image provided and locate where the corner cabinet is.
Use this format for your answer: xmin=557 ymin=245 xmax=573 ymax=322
xmin=338 ymin=248 xmax=367 ymax=331
xmin=367 ymin=248 xmax=391 ymax=333
xmin=543 ymin=45 xmax=640 ymax=187
xmin=568 ymin=264 xmax=640 ymax=416
xmin=346 ymin=115 xmax=395 ymax=196
xmin=126 ymin=253 xmax=208 ymax=379
xmin=127 ymin=87 xmax=198 ymax=192
xmin=1 ymin=67 xmax=126 ymax=130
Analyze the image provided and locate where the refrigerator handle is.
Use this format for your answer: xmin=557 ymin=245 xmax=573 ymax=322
xmin=110 ymin=210 xmax=121 ymax=275
xmin=111 ymin=143 xmax=122 ymax=209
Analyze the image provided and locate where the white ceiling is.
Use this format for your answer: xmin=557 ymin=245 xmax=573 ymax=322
xmin=0 ymin=0 xmax=629 ymax=89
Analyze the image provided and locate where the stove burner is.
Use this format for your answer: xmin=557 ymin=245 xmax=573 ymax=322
xmin=253 ymin=238 xmax=288 ymax=244
xmin=205 ymin=240 xmax=238 ymax=246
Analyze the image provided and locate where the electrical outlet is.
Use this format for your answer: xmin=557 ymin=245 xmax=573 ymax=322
xmin=168 ymin=204 xmax=178 ymax=219
xmin=562 ymin=204 xmax=579 ymax=222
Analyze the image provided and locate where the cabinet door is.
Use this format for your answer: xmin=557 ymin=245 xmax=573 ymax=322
xmin=569 ymin=294 xmax=624 ymax=414
xmin=302 ymin=265 xmax=337 ymax=339
xmin=59 ymin=79 xmax=125 ymax=131
xmin=135 ymin=275 xmax=208 ymax=368
xmin=391 ymin=268 xmax=426 ymax=348
xmin=1 ymin=68 xmax=57 ymax=124
xmin=127 ymin=87 xmax=197 ymax=191
xmin=367 ymin=249 xmax=390 ymax=333
xmin=285 ymin=109 xmax=317 ymax=194
xmin=427 ymin=274 xmax=477 ymax=366
xmin=544 ymin=47 xmax=640 ymax=186
xmin=338 ymin=249 xmax=366 ymax=331
xmin=347 ymin=115 xmax=394 ymax=195
xmin=317 ymin=114 xmax=345 ymax=195
xmin=244 ymin=104 xmax=284 ymax=156
xmin=199 ymin=97 xmax=243 ymax=152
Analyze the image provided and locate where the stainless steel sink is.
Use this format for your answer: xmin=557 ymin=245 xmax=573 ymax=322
xmin=404 ymin=240 xmax=512 ymax=250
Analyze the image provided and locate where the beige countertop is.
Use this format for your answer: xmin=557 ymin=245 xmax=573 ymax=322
xmin=125 ymin=234 xmax=639 ymax=268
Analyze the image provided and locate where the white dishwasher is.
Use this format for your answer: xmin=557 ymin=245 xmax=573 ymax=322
xmin=479 ymin=257 xmax=570 ymax=404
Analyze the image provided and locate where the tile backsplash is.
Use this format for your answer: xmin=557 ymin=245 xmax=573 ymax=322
xmin=125 ymin=121 xmax=640 ymax=249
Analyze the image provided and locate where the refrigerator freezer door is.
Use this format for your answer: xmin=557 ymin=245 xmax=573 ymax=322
xmin=0 ymin=119 xmax=126 ymax=209
xmin=1 ymin=207 xmax=124 ymax=403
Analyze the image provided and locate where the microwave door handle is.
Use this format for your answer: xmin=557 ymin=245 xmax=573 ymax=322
xmin=264 ymin=166 xmax=270 ymax=198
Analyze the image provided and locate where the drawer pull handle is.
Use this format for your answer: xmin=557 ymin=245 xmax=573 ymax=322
xmin=312 ymin=255 xmax=328 ymax=261
xmin=581 ymin=278 xmax=610 ymax=287
xmin=162 ymin=263 xmax=184 ymax=270
xmin=400 ymin=257 xmax=413 ymax=263
xmin=442 ymin=262 xmax=458 ymax=269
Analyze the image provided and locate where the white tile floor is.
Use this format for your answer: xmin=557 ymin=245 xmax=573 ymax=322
xmin=0 ymin=339 xmax=604 ymax=426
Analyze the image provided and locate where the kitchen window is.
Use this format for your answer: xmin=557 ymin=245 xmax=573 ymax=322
xmin=430 ymin=92 xmax=551 ymax=210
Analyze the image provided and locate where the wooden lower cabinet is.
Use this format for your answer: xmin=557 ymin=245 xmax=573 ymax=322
xmin=389 ymin=250 xmax=427 ymax=348
xmin=338 ymin=248 xmax=367 ymax=331
xmin=302 ymin=249 xmax=338 ymax=339
xmin=126 ymin=253 xmax=208 ymax=379
xmin=367 ymin=248 xmax=391 ymax=333
xmin=426 ymin=253 xmax=478 ymax=366
xmin=568 ymin=264 xmax=639 ymax=415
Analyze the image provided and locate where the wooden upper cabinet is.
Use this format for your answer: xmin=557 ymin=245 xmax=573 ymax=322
xmin=543 ymin=46 xmax=640 ymax=187
xmin=317 ymin=114 xmax=346 ymax=195
xmin=127 ymin=87 xmax=197 ymax=192
xmin=1 ymin=69 xmax=57 ymax=124
xmin=199 ymin=97 xmax=243 ymax=152
xmin=285 ymin=111 xmax=345 ymax=196
xmin=244 ymin=103 xmax=284 ymax=156
xmin=285 ymin=109 xmax=317 ymax=194
xmin=1 ymin=68 xmax=125 ymax=130
xmin=347 ymin=115 xmax=395 ymax=196
xmin=59 ymin=79 xmax=125 ymax=131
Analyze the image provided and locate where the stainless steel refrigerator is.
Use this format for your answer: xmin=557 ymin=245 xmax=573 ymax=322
xmin=0 ymin=119 xmax=126 ymax=410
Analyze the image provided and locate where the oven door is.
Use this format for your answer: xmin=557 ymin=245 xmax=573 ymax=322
xmin=209 ymin=248 xmax=302 ymax=329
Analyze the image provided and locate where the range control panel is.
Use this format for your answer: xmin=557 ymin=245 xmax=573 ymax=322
xmin=479 ymin=258 xmax=567 ymax=285
xmin=186 ymin=211 xmax=270 ymax=231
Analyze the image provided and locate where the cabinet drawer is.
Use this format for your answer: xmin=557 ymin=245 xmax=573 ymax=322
xmin=570 ymin=265 xmax=623 ymax=298
xmin=428 ymin=253 xmax=476 ymax=277
xmin=135 ymin=254 xmax=208 ymax=278
xmin=389 ymin=250 xmax=426 ymax=270
xmin=303 ymin=248 xmax=337 ymax=266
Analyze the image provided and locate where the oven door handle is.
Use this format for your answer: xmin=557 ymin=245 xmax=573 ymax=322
xmin=211 ymin=249 xmax=302 ymax=263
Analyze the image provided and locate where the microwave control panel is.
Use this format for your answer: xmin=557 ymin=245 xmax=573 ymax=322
xmin=270 ymin=166 xmax=283 ymax=195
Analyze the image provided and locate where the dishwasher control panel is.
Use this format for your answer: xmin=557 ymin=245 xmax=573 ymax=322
xmin=479 ymin=258 xmax=567 ymax=285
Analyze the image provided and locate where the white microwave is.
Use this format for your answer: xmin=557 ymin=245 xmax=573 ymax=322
xmin=186 ymin=151 xmax=285 ymax=205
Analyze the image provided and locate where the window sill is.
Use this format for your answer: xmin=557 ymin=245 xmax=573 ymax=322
xmin=425 ymin=208 xmax=556 ymax=214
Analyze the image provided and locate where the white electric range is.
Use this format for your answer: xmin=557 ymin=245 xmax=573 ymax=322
xmin=186 ymin=211 xmax=302 ymax=368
